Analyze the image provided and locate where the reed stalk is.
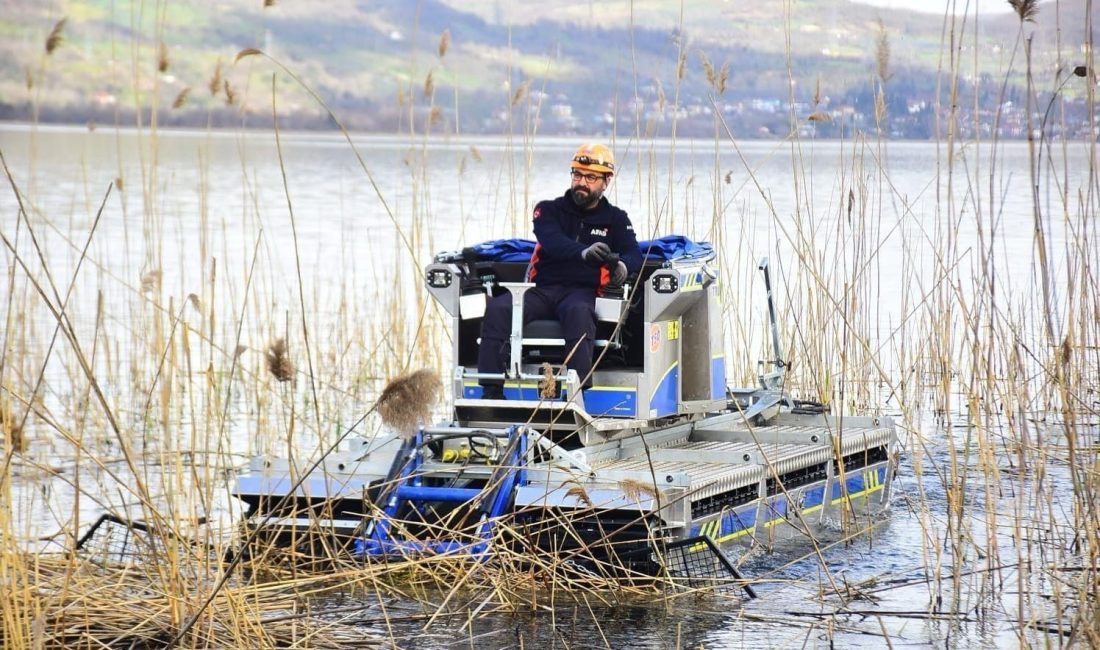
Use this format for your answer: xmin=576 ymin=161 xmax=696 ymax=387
xmin=1 ymin=1 xmax=1098 ymax=646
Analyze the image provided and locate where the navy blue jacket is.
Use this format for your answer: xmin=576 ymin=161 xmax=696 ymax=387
xmin=528 ymin=190 xmax=642 ymax=291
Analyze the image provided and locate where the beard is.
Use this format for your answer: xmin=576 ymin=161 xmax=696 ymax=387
xmin=571 ymin=185 xmax=603 ymax=208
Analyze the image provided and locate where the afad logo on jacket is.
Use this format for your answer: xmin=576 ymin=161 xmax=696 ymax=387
xmin=589 ymin=227 xmax=608 ymax=237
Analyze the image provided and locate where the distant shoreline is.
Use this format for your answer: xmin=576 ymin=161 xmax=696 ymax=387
xmin=4 ymin=120 xmax=1054 ymax=147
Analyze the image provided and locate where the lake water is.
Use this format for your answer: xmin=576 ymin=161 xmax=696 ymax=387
xmin=1 ymin=123 xmax=1095 ymax=648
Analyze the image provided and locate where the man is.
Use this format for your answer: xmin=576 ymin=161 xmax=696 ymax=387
xmin=478 ymin=143 xmax=642 ymax=399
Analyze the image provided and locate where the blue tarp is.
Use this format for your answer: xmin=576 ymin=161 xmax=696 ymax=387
xmin=638 ymin=235 xmax=715 ymax=263
xmin=467 ymin=235 xmax=714 ymax=263
xmin=465 ymin=239 xmax=536 ymax=263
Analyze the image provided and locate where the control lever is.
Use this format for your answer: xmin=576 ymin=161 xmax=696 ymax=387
xmin=757 ymin=256 xmax=785 ymax=390
xmin=603 ymin=252 xmax=626 ymax=298
xmin=460 ymin=246 xmax=496 ymax=291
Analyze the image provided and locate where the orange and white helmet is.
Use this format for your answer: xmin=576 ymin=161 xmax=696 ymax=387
xmin=570 ymin=143 xmax=615 ymax=176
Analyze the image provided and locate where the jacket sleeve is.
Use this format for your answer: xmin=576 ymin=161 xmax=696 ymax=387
xmin=532 ymin=201 xmax=586 ymax=261
xmin=613 ymin=210 xmax=643 ymax=274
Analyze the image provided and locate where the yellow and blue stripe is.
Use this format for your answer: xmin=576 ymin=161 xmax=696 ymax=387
xmin=831 ymin=466 xmax=886 ymax=505
xmin=688 ymin=507 xmax=757 ymax=549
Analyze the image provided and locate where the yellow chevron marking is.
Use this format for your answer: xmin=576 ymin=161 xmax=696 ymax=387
xmin=681 ymin=271 xmax=704 ymax=292
xmin=687 ymin=517 xmax=726 ymax=551
xmin=715 ymin=527 xmax=754 ymax=544
xmin=831 ymin=468 xmax=885 ymax=505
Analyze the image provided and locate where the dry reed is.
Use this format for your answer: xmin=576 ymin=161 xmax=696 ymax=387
xmin=375 ymin=368 xmax=441 ymax=437
xmin=265 ymin=338 xmax=294 ymax=382
xmin=44 ymin=19 xmax=65 ymax=55
xmin=0 ymin=2 xmax=1097 ymax=647
xmin=171 ymin=88 xmax=189 ymax=110
xmin=537 ymin=362 xmax=557 ymax=399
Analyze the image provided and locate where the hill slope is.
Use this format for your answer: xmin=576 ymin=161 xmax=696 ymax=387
xmin=0 ymin=0 xmax=1090 ymax=137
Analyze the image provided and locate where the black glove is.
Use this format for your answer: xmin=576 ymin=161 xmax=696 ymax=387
xmin=581 ymin=242 xmax=611 ymax=263
xmin=611 ymin=261 xmax=628 ymax=285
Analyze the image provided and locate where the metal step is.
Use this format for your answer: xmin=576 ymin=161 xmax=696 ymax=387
xmin=357 ymin=425 xmax=528 ymax=558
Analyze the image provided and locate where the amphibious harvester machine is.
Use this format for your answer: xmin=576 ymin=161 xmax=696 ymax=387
xmin=232 ymin=237 xmax=899 ymax=573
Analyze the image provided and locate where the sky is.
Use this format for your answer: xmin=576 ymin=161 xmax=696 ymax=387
xmin=855 ymin=0 xmax=1016 ymax=14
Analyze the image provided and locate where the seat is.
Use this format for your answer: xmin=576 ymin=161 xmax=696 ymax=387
xmin=521 ymin=319 xmax=622 ymax=350
xmin=523 ymin=319 xmax=566 ymax=343
xmin=490 ymin=281 xmax=632 ymax=381
xmin=521 ymin=318 xmax=623 ymax=366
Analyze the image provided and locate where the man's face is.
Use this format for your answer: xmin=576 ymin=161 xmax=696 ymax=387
xmin=570 ymin=169 xmax=608 ymax=207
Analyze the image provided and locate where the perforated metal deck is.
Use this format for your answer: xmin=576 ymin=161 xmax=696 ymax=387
xmin=590 ymin=423 xmax=895 ymax=501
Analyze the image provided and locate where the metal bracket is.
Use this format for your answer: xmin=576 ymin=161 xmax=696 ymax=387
xmin=499 ymin=282 xmax=535 ymax=379
xmin=528 ymin=429 xmax=592 ymax=474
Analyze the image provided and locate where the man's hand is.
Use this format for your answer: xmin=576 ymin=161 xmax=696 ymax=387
xmin=581 ymin=242 xmax=611 ymax=263
xmin=611 ymin=261 xmax=628 ymax=285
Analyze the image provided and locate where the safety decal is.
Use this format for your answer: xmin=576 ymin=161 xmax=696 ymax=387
xmin=667 ymin=320 xmax=679 ymax=340
xmin=681 ymin=270 xmax=704 ymax=292
xmin=649 ymin=324 xmax=661 ymax=353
